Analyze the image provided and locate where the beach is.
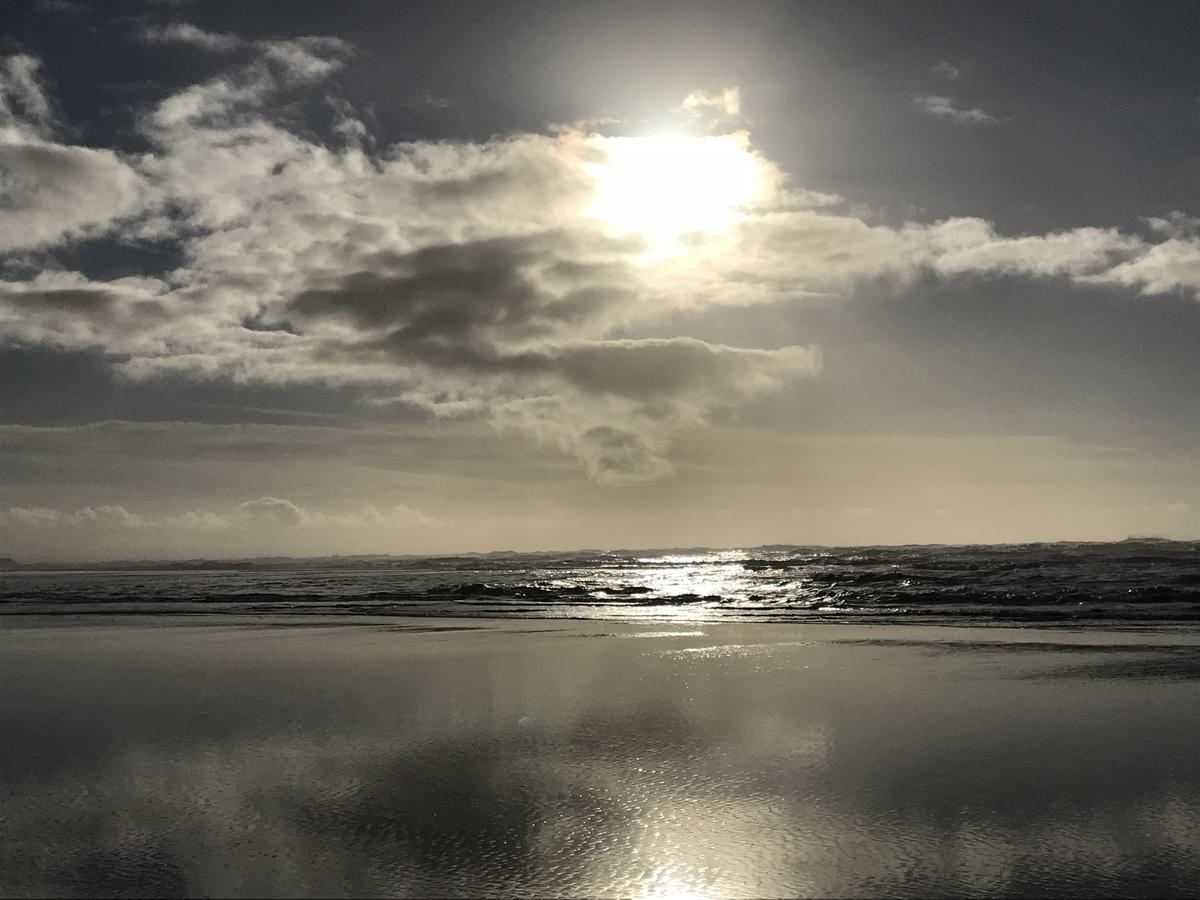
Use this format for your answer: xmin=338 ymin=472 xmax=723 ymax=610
xmin=3 ymin=617 xmax=1200 ymax=897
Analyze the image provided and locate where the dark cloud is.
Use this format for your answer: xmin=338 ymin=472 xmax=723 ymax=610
xmin=0 ymin=275 xmax=170 ymax=353
xmin=287 ymin=233 xmax=628 ymax=341
xmin=547 ymin=338 xmax=817 ymax=401
xmin=273 ymin=219 xmax=814 ymax=482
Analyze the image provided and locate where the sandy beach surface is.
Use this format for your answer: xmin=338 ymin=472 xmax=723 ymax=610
xmin=3 ymin=617 xmax=1200 ymax=897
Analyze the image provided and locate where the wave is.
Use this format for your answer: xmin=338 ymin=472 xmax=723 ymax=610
xmin=3 ymin=542 xmax=1200 ymax=625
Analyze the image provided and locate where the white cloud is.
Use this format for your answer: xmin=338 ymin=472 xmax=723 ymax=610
xmin=931 ymin=61 xmax=960 ymax=80
xmin=0 ymin=144 xmax=152 ymax=251
xmin=258 ymin=36 xmax=354 ymax=80
xmin=680 ymin=86 xmax=741 ymax=117
xmin=934 ymin=226 xmax=1146 ymax=277
xmin=723 ymin=214 xmax=1152 ymax=294
xmin=237 ymin=496 xmax=305 ymax=526
xmin=0 ymin=497 xmax=435 ymax=533
xmin=0 ymin=42 xmax=1195 ymax=484
xmin=236 ymin=496 xmax=434 ymax=529
xmin=913 ymin=94 xmax=1000 ymax=125
xmin=137 ymin=23 xmax=353 ymax=79
xmin=0 ymin=504 xmax=149 ymax=529
xmin=0 ymin=54 xmax=54 ymax=140
xmin=139 ymin=22 xmax=242 ymax=52
xmin=0 ymin=54 xmax=153 ymax=250
xmin=1144 ymin=211 xmax=1200 ymax=239
xmin=1094 ymin=238 xmax=1200 ymax=294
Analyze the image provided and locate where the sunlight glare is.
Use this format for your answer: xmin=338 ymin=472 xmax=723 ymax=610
xmin=587 ymin=132 xmax=766 ymax=255
xmin=638 ymin=871 xmax=715 ymax=900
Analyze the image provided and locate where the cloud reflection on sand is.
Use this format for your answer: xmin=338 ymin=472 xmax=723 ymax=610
xmin=3 ymin=622 xmax=1200 ymax=897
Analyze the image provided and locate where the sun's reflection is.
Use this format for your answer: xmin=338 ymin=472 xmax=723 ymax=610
xmin=637 ymin=868 xmax=714 ymax=900
xmin=634 ymin=551 xmax=750 ymax=566
xmin=575 ymin=548 xmax=822 ymax=623
xmin=637 ymin=561 xmax=755 ymax=607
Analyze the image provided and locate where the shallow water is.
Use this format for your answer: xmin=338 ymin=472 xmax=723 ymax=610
xmin=3 ymin=619 xmax=1200 ymax=897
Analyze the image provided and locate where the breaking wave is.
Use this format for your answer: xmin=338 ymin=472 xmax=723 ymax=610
xmin=3 ymin=540 xmax=1200 ymax=626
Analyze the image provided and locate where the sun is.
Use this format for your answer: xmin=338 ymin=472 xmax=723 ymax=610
xmin=586 ymin=132 xmax=769 ymax=255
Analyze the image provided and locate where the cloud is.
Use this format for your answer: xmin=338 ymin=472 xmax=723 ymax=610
xmin=236 ymin=496 xmax=434 ymax=529
xmin=934 ymin=225 xmax=1146 ymax=277
xmin=283 ymin=232 xmax=630 ymax=347
xmin=258 ymin=36 xmax=354 ymax=80
xmin=0 ymin=54 xmax=55 ymax=140
xmin=0 ymin=42 xmax=1196 ymax=484
xmin=0 ymin=143 xmax=152 ymax=251
xmin=931 ymin=61 xmax=961 ymax=80
xmin=278 ymin=227 xmax=818 ymax=480
xmin=1094 ymin=238 xmax=1200 ymax=294
xmin=139 ymin=22 xmax=242 ymax=52
xmin=35 ymin=0 xmax=89 ymax=15
xmin=726 ymin=213 xmax=1150 ymax=293
xmin=913 ymin=94 xmax=1000 ymax=125
xmin=137 ymin=23 xmax=353 ymax=79
xmin=1144 ymin=211 xmax=1200 ymax=239
xmin=0 ymin=497 xmax=434 ymax=533
xmin=479 ymin=340 xmax=820 ymax=483
xmin=0 ymin=271 xmax=173 ymax=352
xmin=237 ymin=495 xmax=304 ymax=526
xmin=0 ymin=504 xmax=148 ymax=529
xmin=680 ymin=86 xmax=741 ymax=117
xmin=0 ymin=54 xmax=152 ymax=251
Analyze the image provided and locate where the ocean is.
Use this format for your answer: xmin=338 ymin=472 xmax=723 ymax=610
xmin=7 ymin=542 xmax=1200 ymax=895
xmin=4 ymin=540 xmax=1199 ymax=625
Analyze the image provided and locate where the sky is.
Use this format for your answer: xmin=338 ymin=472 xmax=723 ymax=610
xmin=1 ymin=0 xmax=1199 ymax=560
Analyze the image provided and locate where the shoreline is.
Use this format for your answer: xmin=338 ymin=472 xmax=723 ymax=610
xmin=6 ymin=611 xmax=1200 ymax=644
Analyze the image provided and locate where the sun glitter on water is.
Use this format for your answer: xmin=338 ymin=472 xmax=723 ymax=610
xmin=638 ymin=872 xmax=715 ymax=900
xmin=586 ymin=132 xmax=767 ymax=256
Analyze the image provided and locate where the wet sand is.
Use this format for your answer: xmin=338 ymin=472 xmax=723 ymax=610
xmin=3 ymin=617 xmax=1200 ymax=897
